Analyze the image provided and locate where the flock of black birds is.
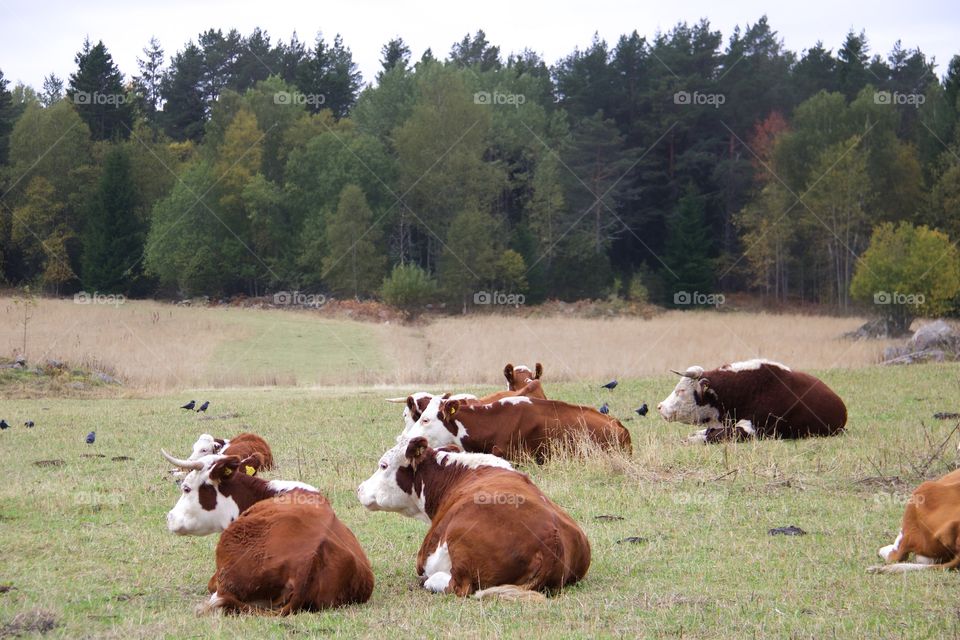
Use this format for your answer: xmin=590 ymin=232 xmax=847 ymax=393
xmin=599 ymin=379 xmax=649 ymax=417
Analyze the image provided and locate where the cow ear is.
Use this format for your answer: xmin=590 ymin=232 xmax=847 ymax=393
xmin=535 ymin=363 xmax=543 ymax=379
xmin=436 ymin=444 xmax=462 ymax=453
xmin=405 ymin=437 xmax=429 ymax=464
xmin=504 ymin=364 xmax=514 ymax=383
xmin=209 ymin=456 xmax=241 ymax=481
xmin=442 ymin=399 xmax=462 ymax=421
xmin=238 ymin=455 xmax=259 ymax=476
xmin=406 ymin=395 xmax=422 ymax=420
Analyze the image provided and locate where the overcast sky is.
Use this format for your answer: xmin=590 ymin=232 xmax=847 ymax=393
xmin=2 ymin=0 xmax=958 ymax=91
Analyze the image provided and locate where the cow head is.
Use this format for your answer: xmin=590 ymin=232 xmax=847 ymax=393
xmin=162 ymin=450 xmax=255 ymax=536
xmin=504 ymin=363 xmax=543 ymax=391
xmin=404 ymin=395 xmax=464 ymax=449
xmin=357 ymin=437 xmax=433 ymax=522
xmin=657 ymin=366 xmax=720 ymax=425
xmin=391 ymin=392 xmax=476 ymax=436
xmin=188 ymin=433 xmax=225 ymax=460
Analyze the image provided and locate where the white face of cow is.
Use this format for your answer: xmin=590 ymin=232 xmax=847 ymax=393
xmin=357 ymin=439 xmax=428 ymax=522
xmin=166 ymin=454 xmax=241 ymax=536
xmin=403 ymin=395 xmax=462 ymax=449
xmin=657 ymin=366 xmax=721 ymax=426
xmin=400 ymin=392 xmax=434 ymax=434
xmin=188 ymin=434 xmax=224 ymax=460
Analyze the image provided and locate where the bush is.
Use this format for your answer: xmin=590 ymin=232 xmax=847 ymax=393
xmin=380 ymin=264 xmax=438 ymax=315
xmin=850 ymin=222 xmax=960 ymax=334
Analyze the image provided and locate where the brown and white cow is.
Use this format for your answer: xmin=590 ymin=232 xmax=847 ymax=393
xmin=163 ymin=451 xmax=373 ymax=614
xmin=163 ymin=450 xmax=315 ymax=536
xmin=405 ymin=394 xmax=632 ymax=462
xmin=187 ymin=432 xmax=274 ymax=471
xmin=391 ymin=392 xmax=478 ymax=435
xmin=657 ymin=359 xmax=847 ymax=442
xmin=357 ymin=436 xmax=590 ymax=599
xmin=869 ymin=469 xmax=960 ymax=574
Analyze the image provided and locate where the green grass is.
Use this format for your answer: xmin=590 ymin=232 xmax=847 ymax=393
xmin=3 ymin=365 xmax=960 ymax=638
xmin=206 ymin=309 xmax=390 ymax=386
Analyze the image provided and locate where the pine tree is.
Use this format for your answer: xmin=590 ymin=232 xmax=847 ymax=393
xmin=134 ymin=37 xmax=165 ymax=130
xmin=160 ymin=42 xmax=207 ymax=141
xmin=67 ymin=38 xmax=133 ymax=140
xmin=379 ymin=37 xmax=411 ymax=76
xmin=321 ymin=185 xmax=386 ymax=298
xmin=0 ymin=69 xmax=16 ymax=164
xmin=40 ymin=74 xmax=64 ymax=107
xmin=663 ymin=190 xmax=716 ymax=305
xmin=82 ymin=147 xmax=142 ymax=292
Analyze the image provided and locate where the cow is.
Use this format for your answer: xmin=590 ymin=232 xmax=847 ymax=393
xmin=163 ymin=449 xmax=315 ymax=536
xmin=186 ymin=432 xmax=274 ymax=471
xmin=656 ymin=359 xmax=847 ymax=443
xmin=357 ymin=436 xmax=590 ymax=599
xmin=388 ymin=392 xmax=478 ymax=435
xmin=162 ymin=451 xmax=374 ymax=614
xmin=869 ymin=468 xmax=960 ymax=574
xmin=405 ymin=394 xmax=632 ymax=462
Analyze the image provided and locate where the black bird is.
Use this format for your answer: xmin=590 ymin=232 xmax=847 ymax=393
xmin=180 ymin=400 xmax=196 ymax=411
xmin=85 ymin=431 xmax=96 ymax=444
xmin=599 ymin=402 xmax=610 ymax=415
xmin=601 ymin=380 xmax=618 ymax=390
xmin=635 ymin=403 xmax=648 ymax=417
xmin=196 ymin=401 xmax=209 ymax=413
xmin=0 ymin=420 xmax=9 ymax=430
xmin=24 ymin=420 xmax=34 ymax=428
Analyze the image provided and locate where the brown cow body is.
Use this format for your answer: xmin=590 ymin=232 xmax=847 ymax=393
xmin=870 ymin=469 xmax=960 ymax=573
xmin=213 ymin=433 xmax=275 ymax=471
xmin=412 ymin=395 xmax=631 ymax=462
xmin=358 ymin=438 xmax=590 ymax=598
xmin=205 ymin=490 xmax=374 ymax=613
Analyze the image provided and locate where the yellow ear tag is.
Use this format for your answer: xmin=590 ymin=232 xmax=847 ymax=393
xmin=244 ymin=465 xmax=255 ymax=476
xmin=449 ymin=406 xmax=457 ymax=416
xmin=223 ymin=467 xmax=232 ymax=476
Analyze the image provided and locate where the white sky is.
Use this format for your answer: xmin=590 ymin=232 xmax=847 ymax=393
xmin=1 ymin=0 xmax=958 ymax=90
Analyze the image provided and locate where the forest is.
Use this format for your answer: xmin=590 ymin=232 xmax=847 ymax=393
xmin=0 ymin=16 xmax=958 ymax=314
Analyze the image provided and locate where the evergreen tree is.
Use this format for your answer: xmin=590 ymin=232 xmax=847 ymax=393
xmin=161 ymin=42 xmax=206 ymax=141
xmin=67 ymin=38 xmax=133 ymax=140
xmin=449 ymin=30 xmax=501 ymax=71
xmin=134 ymin=37 xmax=165 ymax=128
xmin=296 ymin=33 xmax=362 ymax=118
xmin=39 ymin=74 xmax=64 ymax=107
xmin=321 ymin=185 xmax=386 ymax=298
xmin=0 ymin=69 xmax=14 ymax=164
xmin=82 ymin=146 xmax=142 ymax=292
xmin=379 ymin=37 xmax=411 ymax=76
xmin=663 ymin=190 xmax=715 ymax=305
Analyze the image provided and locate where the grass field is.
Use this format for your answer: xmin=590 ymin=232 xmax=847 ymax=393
xmin=3 ymin=364 xmax=960 ymax=638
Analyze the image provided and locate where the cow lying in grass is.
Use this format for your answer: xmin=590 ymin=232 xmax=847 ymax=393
xmin=477 ymin=363 xmax=547 ymax=403
xmin=163 ymin=451 xmax=373 ymax=614
xmin=657 ymin=359 xmax=847 ymax=442
xmin=404 ymin=394 xmax=631 ymax=462
xmin=357 ymin=437 xmax=590 ymax=599
xmin=869 ymin=468 xmax=960 ymax=574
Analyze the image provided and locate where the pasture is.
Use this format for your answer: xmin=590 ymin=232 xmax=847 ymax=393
xmin=1 ymin=300 xmax=959 ymax=637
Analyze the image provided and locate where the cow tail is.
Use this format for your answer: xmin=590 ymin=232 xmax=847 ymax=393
xmin=869 ymin=554 xmax=960 ymax=574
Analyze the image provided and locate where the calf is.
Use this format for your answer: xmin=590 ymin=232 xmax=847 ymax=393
xmin=357 ymin=436 xmax=590 ymax=598
xmin=406 ymin=395 xmax=631 ymax=462
xmin=187 ymin=432 xmax=274 ymax=471
xmin=202 ymin=490 xmax=374 ymax=614
xmin=869 ymin=469 xmax=960 ymax=574
xmin=163 ymin=451 xmax=373 ymax=614
xmin=657 ymin=359 xmax=847 ymax=442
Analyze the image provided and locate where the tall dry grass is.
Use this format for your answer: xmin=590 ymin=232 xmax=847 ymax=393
xmin=384 ymin=311 xmax=901 ymax=385
xmin=0 ymin=296 xmax=902 ymax=391
xmin=0 ymin=297 xmax=250 ymax=391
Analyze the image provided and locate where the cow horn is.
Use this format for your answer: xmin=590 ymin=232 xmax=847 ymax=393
xmin=161 ymin=449 xmax=204 ymax=470
xmin=670 ymin=369 xmax=700 ymax=379
xmin=385 ymin=397 xmax=407 ymax=403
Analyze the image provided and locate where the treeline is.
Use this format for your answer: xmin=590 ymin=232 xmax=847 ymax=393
xmin=0 ymin=17 xmax=959 ymax=310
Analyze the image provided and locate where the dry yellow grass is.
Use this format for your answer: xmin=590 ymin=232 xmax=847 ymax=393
xmin=0 ymin=296 xmax=902 ymax=391
xmin=0 ymin=297 xmax=248 ymax=391
xmin=386 ymin=310 xmax=901 ymax=385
